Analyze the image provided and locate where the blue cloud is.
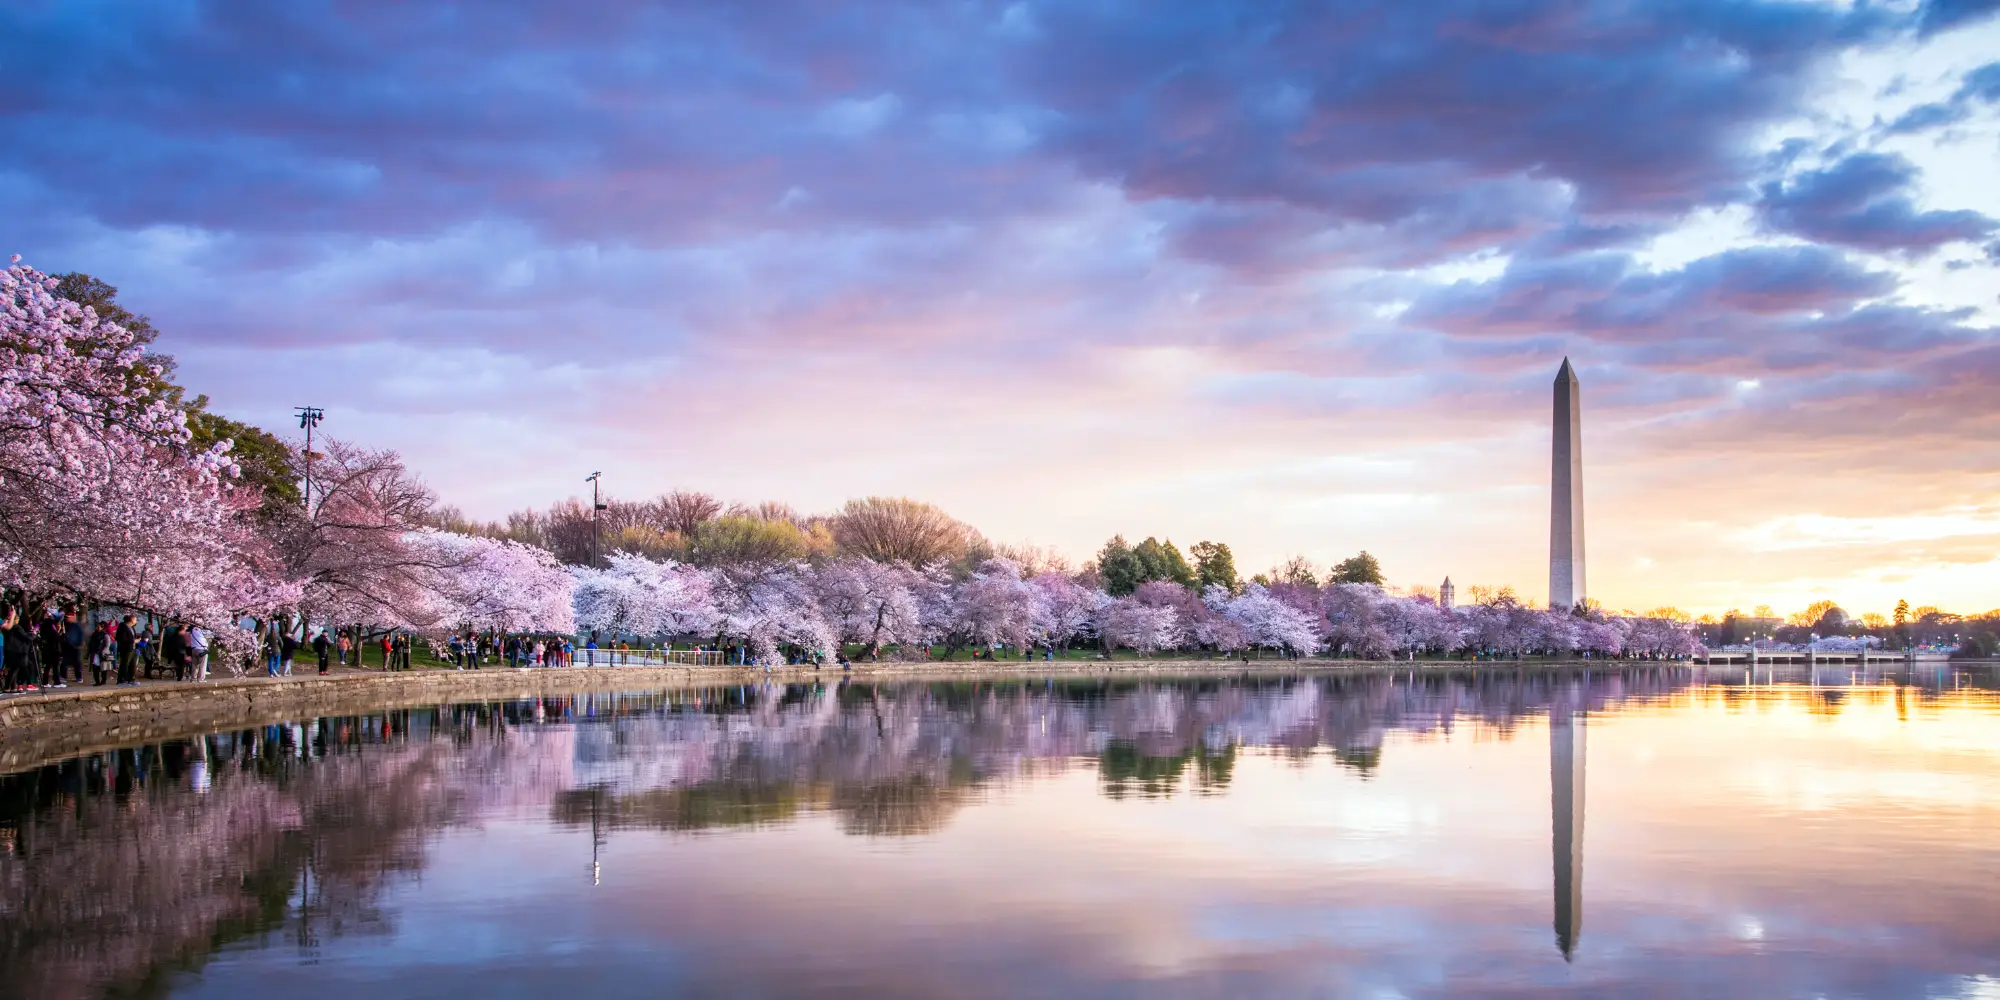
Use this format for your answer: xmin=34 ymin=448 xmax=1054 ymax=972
xmin=1758 ymin=152 xmax=1996 ymax=253
xmin=0 ymin=0 xmax=1935 ymax=259
xmin=0 ymin=0 xmax=1994 ymax=484
xmin=1886 ymin=60 xmax=2000 ymax=133
xmin=1917 ymin=0 xmax=2000 ymax=35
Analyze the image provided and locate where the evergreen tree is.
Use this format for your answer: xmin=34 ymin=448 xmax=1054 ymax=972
xmin=1130 ymin=537 xmax=1197 ymax=589
xmin=186 ymin=400 xmax=302 ymax=517
xmin=1189 ymin=541 xmax=1238 ymax=593
xmin=1097 ymin=535 xmax=1144 ymax=596
xmin=1161 ymin=540 xmax=1196 ymax=588
xmin=1329 ymin=550 xmax=1384 ymax=586
xmin=1132 ymin=537 xmax=1168 ymax=585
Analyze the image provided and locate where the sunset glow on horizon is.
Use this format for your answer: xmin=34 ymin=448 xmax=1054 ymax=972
xmin=5 ymin=1 xmax=1997 ymax=619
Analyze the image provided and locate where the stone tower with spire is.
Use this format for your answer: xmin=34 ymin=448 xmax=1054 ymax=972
xmin=1439 ymin=576 xmax=1455 ymax=611
xmin=1550 ymin=358 xmax=1586 ymax=613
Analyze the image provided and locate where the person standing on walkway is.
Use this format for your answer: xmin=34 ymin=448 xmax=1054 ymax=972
xmin=135 ymin=622 xmax=154 ymax=681
xmin=62 ymin=610 xmax=85 ymax=685
xmin=1 ymin=606 xmax=22 ymax=692
xmin=280 ymin=627 xmax=299 ymax=676
xmin=115 ymin=615 xmax=138 ymax=686
xmin=313 ymin=629 xmax=330 ymax=675
xmin=37 ymin=612 xmax=64 ymax=689
xmin=163 ymin=621 xmax=187 ymax=682
xmin=87 ymin=621 xmax=110 ymax=685
xmin=188 ymin=624 xmax=209 ymax=682
xmin=12 ymin=608 xmax=37 ymax=692
xmin=262 ymin=620 xmax=281 ymax=677
xmin=336 ymin=631 xmax=350 ymax=666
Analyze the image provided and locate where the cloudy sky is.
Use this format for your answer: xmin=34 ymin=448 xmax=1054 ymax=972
xmin=5 ymin=0 xmax=1998 ymax=617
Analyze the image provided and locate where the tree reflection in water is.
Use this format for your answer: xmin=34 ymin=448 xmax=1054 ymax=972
xmin=1 ymin=667 xmax=1699 ymax=998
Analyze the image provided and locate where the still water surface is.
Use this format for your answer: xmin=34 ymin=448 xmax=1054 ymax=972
xmin=3 ymin=667 xmax=1997 ymax=999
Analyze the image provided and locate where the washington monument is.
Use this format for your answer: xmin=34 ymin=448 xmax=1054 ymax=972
xmin=1550 ymin=358 xmax=1585 ymax=612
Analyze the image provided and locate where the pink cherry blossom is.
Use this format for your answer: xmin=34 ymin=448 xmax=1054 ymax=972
xmin=1 ymin=258 xmax=271 ymax=629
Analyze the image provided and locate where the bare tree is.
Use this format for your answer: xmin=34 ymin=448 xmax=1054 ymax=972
xmin=651 ymin=490 xmax=722 ymax=538
xmin=830 ymin=497 xmax=973 ymax=566
xmin=993 ymin=542 xmax=1073 ymax=577
xmin=731 ymin=500 xmax=807 ymax=526
xmin=540 ymin=498 xmax=596 ymax=565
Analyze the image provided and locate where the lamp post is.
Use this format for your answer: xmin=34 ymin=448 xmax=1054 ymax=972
xmin=585 ymin=471 xmax=605 ymax=569
xmin=294 ymin=407 xmax=325 ymax=508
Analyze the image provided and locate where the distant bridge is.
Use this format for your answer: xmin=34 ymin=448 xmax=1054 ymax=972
xmin=1695 ymin=648 xmax=1952 ymax=665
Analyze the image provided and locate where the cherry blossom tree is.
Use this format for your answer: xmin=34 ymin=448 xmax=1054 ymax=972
xmin=945 ymin=558 xmax=1036 ymax=653
xmin=572 ymin=553 xmax=718 ymax=640
xmin=1529 ymin=609 xmax=1583 ymax=655
xmin=1216 ymin=584 xmax=1322 ymax=656
xmin=570 ymin=560 xmax=647 ymax=638
xmin=419 ymin=531 xmax=575 ymax=635
xmin=712 ymin=563 xmax=837 ymax=664
xmin=815 ymin=557 xmax=930 ymax=659
xmin=0 ymin=256 xmax=284 ymax=628
xmin=1325 ymin=583 xmax=1396 ymax=659
xmin=1027 ymin=571 xmax=1096 ymax=654
xmin=642 ymin=558 xmax=722 ymax=637
xmin=1372 ymin=588 xmax=1462 ymax=659
xmin=1189 ymin=585 xmax=1249 ymax=653
xmin=280 ymin=439 xmax=443 ymax=631
xmin=70 ymin=463 xmax=298 ymax=630
xmin=1576 ymin=618 xmax=1624 ymax=656
xmin=1614 ymin=614 xmax=1701 ymax=658
xmin=1094 ymin=594 xmax=1181 ymax=653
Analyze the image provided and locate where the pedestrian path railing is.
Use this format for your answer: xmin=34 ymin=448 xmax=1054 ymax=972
xmin=573 ymin=649 xmax=728 ymax=667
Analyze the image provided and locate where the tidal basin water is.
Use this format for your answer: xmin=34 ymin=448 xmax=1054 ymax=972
xmin=3 ymin=668 xmax=1997 ymax=1000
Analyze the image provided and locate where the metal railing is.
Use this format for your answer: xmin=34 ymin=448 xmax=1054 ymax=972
xmin=573 ymin=649 xmax=728 ymax=668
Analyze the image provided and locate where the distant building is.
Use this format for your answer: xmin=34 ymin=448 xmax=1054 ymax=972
xmin=1440 ymin=577 xmax=1455 ymax=611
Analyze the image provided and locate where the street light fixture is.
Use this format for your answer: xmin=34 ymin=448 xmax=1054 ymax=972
xmin=295 ymin=407 xmax=325 ymax=508
xmin=585 ymin=471 xmax=606 ymax=569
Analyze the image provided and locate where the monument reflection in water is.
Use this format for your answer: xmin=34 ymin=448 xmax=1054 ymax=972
xmin=1551 ymin=694 xmax=1585 ymax=961
xmin=2 ymin=666 xmax=1997 ymax=1000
